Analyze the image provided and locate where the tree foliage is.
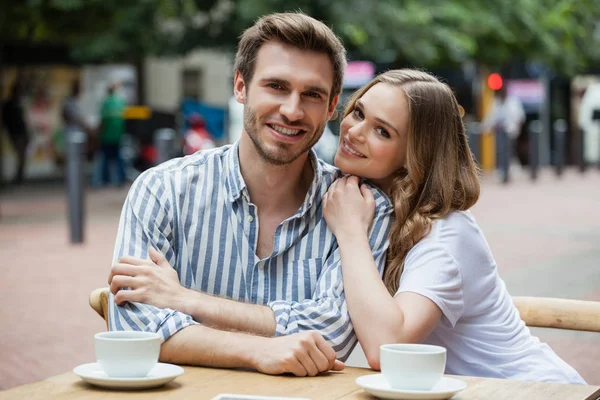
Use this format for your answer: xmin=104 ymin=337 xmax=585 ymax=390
xmin=1 ymin=0 xmax=599 ymax=75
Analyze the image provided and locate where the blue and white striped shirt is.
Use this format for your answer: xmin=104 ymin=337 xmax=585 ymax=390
xmin=108 ymin=142 xmax=393 ymax=360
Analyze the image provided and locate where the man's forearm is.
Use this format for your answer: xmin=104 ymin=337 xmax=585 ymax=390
xmin=160 ymin=324 xmax=261 ymax=368
xmin=181 ymin=290 xmax=277 ymax=336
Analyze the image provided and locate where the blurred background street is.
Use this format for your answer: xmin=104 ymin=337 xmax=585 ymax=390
xmin=0 ymin=168 xmax=599 ymax=389
xmin=1 ymin=0 xmax=600 ymax=393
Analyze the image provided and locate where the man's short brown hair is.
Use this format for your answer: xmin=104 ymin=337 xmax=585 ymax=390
xmin=234 ymin=12 xmax=346 ymax=103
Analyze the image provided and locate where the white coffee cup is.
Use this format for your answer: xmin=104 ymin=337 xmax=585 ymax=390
xmin=380 ymin=344 xmax=446 ymax=391
xmin=94 ymin=331 xmax=162 ymax=378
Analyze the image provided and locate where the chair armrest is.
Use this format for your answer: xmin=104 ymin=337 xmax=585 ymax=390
xmin=89 ymin=287 xmax=110 ymax=329
xmin=513 ymin=296 xmax=600 ymax=332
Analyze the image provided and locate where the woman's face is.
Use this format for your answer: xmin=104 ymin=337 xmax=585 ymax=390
xmin=334 ymin=82 xmax=409 ymax=190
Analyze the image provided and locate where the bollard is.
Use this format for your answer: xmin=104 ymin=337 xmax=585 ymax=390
xmin=466 ymin=121 xmax=481 ymax=165
xmin=579 ymin=128 xmax=586 ymax=173
xmin=595 ymin=110 xmax=600 ymax=170
xmin=496 ymin=128 xmax=510 ymax=184
xmin=67 ymin=130 xmax=87 ymax=244
xmin=529 ymin=120 xmax=542 ymax=181
xmin=154 ymin=128 xmax=176 ymax=165
xmin=553 ymin=119 xmax=567 ymax=177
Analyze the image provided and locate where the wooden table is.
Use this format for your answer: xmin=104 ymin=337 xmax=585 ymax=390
xmin=1 ymin=366 xmax=598 ymax=400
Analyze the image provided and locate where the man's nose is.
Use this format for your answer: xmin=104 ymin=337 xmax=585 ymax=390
xmin=280 ymin=93 xmax=304 ymax=122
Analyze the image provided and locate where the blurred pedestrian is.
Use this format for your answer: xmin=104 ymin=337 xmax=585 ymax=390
xmin=482 ymin=85 xmax=525 ymax=182
xmin=1 ymin=80 xmax=30 ymax=185
xmin=96 ymin=81 xmax=126 ymax=187
xmin=182 ymin=113 xmax=215 ymax=156
xmin=61 ymin=79 xmax=95 ymax=162
xmin=578 ymin=82 xmax=600 ymax=165
xmin=62 ymin=79 xmax=90 ymax=135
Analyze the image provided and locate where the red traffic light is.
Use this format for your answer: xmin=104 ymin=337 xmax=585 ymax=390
xmin=487 ymin=73 xmax=503 ymax=91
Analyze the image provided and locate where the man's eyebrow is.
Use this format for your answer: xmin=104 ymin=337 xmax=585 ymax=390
xmin=260 ymin=77 xmax=290 ymax=86
xmin=356 ymin=100 xmax=400 ymax=136
xmin=304 ymin=85 xmax=329 ymax=97
xmin=260 ymin=78 xmax=329 ymax=97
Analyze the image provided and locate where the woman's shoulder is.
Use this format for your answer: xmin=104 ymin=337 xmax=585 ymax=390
xmin=409 ymin=210 xmax=487 ymax=260
xmin=427 ymin=210 xmax=481 ymax=242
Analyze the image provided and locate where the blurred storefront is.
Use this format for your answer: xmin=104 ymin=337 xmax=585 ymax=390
xmin=1 ymin=65 xmax=80 ymax=181
xmin=0 ymin=64 xmax=138 ymax=182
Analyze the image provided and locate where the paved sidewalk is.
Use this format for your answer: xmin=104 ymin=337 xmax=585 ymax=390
xmin=0 ymin=168 xmax=599 ymax=389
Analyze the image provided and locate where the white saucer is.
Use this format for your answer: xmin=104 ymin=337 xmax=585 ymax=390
xmin=73 ymin=362 xmax=184 ymax=389
xmin=356 ymin=374 xmax=467 ymax=400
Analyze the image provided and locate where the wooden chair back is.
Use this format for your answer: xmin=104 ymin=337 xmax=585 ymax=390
xmin=513 ymin=296 xmax=600 ymax=332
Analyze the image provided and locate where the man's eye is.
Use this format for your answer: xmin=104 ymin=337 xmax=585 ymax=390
xmin=268 ymin=83 xmax=283 ymax=90
xmin=305 ymin=92 xmax=321 ymax=99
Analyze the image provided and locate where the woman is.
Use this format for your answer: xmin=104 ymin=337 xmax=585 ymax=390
xmin=322 ymin=69 xmax=585 ymax=383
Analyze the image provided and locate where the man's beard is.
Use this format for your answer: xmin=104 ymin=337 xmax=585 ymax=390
xmin=243 ymin=104 xmax=324 ymax=166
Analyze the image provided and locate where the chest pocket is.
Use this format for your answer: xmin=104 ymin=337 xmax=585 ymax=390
xmin=286 ymin=258 xmax=323 ymax=300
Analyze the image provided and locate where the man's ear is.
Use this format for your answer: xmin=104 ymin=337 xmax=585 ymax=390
xmin=233 ymin=71 xmax=247 ymax=104
xmin=328 ymin=94 xmax=339 ymax=120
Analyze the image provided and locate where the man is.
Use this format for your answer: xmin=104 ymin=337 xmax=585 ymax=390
xmin=97 ymin=81 xmax=126 ymax=187
xmin=62 ymin=79 xmax=89 ymax=134
xmin=578 ymin=82 xmax=600 ymax=165
xmin=108 ymin=12 xmax=393 ymax=377
xmin=1 ymin=80 xmax=30 ymax=185
xmin=481 ymin=85 xmax=525 ymax=182
xmin=61 ymin=79 xmax=94 ymax=162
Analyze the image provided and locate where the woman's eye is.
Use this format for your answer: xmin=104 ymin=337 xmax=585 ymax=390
xmin=377 ymin=127 xmax=391 ymax=138
xmin=353 ymin=108 xmax=364 ymax=119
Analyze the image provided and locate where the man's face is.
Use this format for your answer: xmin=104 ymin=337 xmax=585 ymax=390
xmin=234 ymin=41 xmax=338 ymax=165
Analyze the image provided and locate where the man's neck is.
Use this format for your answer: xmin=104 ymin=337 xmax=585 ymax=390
xmin=238 ymin=134 xmax=314 ymax=213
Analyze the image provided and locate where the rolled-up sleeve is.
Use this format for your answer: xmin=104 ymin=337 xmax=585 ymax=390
xmin=108 ymin=169 xmax=198 ymax=341
xmin=268 ymin=191 xmax=393 ymax=360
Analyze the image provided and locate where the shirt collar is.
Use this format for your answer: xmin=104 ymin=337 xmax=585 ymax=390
xmin=224 ymin=141 xmax=247 ymax=203
xmin=224 ymin=142 xmax=324 ymax=213
xmin=296 ymin=149 xmax=324 ymax=217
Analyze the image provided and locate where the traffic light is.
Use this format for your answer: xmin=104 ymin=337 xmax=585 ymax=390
xmin=487 ymin=73 xmax=503 ymax=91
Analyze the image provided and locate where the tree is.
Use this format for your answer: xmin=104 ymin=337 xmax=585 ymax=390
xmin=0 ymin=0 xmax=227 ymax=61
xmin=330 ymin=0 xmax=600 ymax=75
xmin=1 ymin=0 xmax=599 ymax=76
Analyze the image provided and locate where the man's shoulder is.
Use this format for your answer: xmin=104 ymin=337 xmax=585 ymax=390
xmin=138 ymin=145 xmax=231 ymax=187
xmin=315 ymin=158 xmax=341 ymax=182
xmin=363 ymin=180 xmax=393 ymax=213
xmin=313 ymin=158 xmax=392 ymax=213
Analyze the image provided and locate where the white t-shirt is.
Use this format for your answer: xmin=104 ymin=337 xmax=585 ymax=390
xmin=397 ymin=211 xmax=585 ymax=384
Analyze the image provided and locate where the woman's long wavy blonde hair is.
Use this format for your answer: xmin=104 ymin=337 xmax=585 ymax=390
xmin=343 ymin=69 xmax=481 ymax=295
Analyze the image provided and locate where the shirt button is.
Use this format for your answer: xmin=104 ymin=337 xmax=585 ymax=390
xmin=258 ymin=262 xmax=264 ymax=269
xmin=247 ymin=215 xmax=254 ymax=222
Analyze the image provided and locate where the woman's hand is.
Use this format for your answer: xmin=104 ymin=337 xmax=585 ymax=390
xmin=323 ymin=175 xmax=375 ymax=241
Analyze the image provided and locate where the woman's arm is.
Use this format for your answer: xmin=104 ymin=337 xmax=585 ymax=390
xmin=323 ymin=176 xmax=442 ymax=370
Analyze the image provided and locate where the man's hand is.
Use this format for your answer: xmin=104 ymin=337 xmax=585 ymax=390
xmin=250 ymin=331 xmax=345 ymax=376
xmin=108 ymin=248 xmax=189 ymax=310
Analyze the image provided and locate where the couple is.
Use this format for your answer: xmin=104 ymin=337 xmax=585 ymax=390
xmin=107 ymin=12 xmax=584 ymax=383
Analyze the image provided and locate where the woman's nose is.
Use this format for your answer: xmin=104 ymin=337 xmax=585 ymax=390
xmin=347 ymin=121 xmax=366 ymax=143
